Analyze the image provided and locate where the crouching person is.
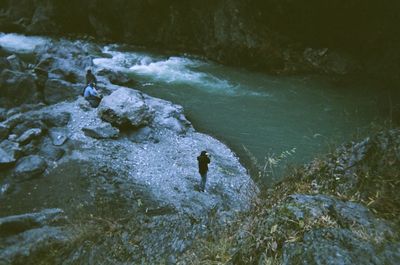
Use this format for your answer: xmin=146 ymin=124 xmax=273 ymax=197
xmin=84 ymin=83 xmax=102 ymax=108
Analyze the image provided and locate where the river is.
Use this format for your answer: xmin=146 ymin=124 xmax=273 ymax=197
xmin=1 ymin=33 xmax=391 ymax=180
xmin=93 ymin=44 xmax=390 ymax=178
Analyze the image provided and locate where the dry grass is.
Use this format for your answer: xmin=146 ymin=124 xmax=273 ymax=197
xmin=183 ymin=131 xmax=400 ymax=264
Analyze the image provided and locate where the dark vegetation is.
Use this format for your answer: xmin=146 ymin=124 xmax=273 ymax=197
xmin=2 ymin=0 xmax=400 ymax=80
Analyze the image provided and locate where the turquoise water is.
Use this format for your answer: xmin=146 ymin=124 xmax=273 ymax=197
xmin=93 ymin=45 xmax=389 ymax=176
xmin=0 ymin=33 xmax=389 ymax=178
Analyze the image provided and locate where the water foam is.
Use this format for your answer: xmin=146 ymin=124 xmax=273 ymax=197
xmin=0 ymin=33 xmax=49 ymax=53
xmin=95 ymin=45 xmax=270 ymax=97
xmin=93 ymin=46 xmax=141 ymax=72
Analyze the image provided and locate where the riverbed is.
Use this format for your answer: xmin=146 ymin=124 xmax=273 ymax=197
xmin=1 ymin=33 xmax=391 ymax=180
xmin=93 ymin=44 xmax=390 ymax=176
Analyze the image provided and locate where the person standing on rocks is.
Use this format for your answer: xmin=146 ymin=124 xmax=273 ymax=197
xmin=86 ymin=69 xmax=97 ymax=86
xmin=197 ymin=151 xmax=211 ymax=192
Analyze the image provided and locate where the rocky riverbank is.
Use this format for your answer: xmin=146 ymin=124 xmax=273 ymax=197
xmin=0 ymin=36 xmax=256 ymax=264
xmin=181 ymin=129 xmax=400 ymax=264
xmin=1 ymin=34 xmax=399 ymax=264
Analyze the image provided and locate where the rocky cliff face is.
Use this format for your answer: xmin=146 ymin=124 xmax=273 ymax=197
xmin=1 ymin=0 xmax=400 ymax=80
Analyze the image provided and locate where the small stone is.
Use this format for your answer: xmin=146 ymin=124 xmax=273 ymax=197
xmin=48 ymin=128 xmax=69 ymax=146
xmin=82 ymin=123 xmax=119 ymax=139
xmin=8 ymin=134 xmax=18 ymax=141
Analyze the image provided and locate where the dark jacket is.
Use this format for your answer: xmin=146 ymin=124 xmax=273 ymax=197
xmin=86 ymin=72 xmax=97 ymax=85
xmin=197 ymin=154 xmax=210 ymax=174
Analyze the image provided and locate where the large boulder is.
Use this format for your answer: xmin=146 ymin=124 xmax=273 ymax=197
xmin=40 ymin=111 xmax=71 ymax=127
xmin=0 ymin=69 xmax=39 ymax=107
xmin=0 ymin=140 xmax=22 ymax=163
xmin=50 ymin=68 xmax=79 ymax=83
xmin=16 ymin=128 xmax=43 ymax=145
xmin=98 ymin=87 xmax=153 ymax=128
xmin=38 ymin=142 xmax=65 ymax=161
xmin=145 ymin=96 xmax=192 ymax=134
xmin=44 ymin=79 xmax=81 ymax=104
xmin=13 ymin=155 xmax=47 ymax=181
xmin=11 ymin=119 xmax=47 ymax=137
xmin=2 ymin=114 xmax=23 ymax=130
xmin=97 ymin=68 xmax=137 ymax=86
xmin=0 ymin=147 xmax=16 ymax=167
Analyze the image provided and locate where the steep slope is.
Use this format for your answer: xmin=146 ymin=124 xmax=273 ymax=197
xmin=1 ymin=0 xmax=400 ymax=79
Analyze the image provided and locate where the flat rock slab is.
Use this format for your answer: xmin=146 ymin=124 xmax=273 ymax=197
xmin=0 ymin=226 xmax=70 ymax=265
xmin=82 ymin=123 xmax=119 ymax=139
xmin=13 ymin=155 xmax=47 ymax=181
xmin=0 ymin=208 xmax=65 ymax=237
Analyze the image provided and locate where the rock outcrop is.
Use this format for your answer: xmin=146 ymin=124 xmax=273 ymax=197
xmin=2 ymin=0 xmax=400 ymax=80
xmin=0 ymin=208 xmax=66 ymax=236
xmin=195 ymin=129 xmax=400 ymax=265
xmin=0 ymin=69 xmax=40 ymax=107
